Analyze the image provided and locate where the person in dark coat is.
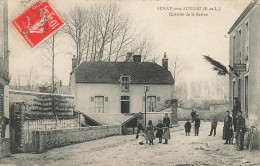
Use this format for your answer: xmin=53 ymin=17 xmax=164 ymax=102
xmin=136 ymin=120 xmax=145 ymax=139
xmin=194 ymin=115 xmax=200 ymax=136
xmin=145 ymin=120 xmax=156 ymax=145
xmin=156 ymin=120 xmax=163 ymax=143
xmin=1 ymin=116 xmax=9 ymax=139
xmin=184 ymin=119 xmax=191 ymax=136
xmin=232 ymin=97 xmax=241 ymax=132
xmin=223 ymin=111 xmax=233 ymax=144
xmin=162 ymin=114 xmax=171 ymax=144
xmin=191 ymin=110 xmax=196 ymax=122
xmin=236 ymin=111 xmax=246 ymax=150
xmin=208 ymin=117 xmax=218 ymax=136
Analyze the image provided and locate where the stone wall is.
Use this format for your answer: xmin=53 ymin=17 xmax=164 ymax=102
xmin=32 ymin=125 xmax=121 ymax=153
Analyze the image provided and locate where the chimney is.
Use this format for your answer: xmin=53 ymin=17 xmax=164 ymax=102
xmin=72 ymin=56 xmax=78 ymax=70
xmin=133 ymin=55 xmax=141 ymax=62
xmin=162 ymin=52 xmax=168 ymax=70
xmin=126 ymin=52 xmax=132 ymax=60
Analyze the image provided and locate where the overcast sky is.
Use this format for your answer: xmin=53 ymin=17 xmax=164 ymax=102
xmin=8 ymin=0 xmax=252 ymax=86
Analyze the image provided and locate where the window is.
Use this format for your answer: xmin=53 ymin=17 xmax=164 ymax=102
xmin=245 ymin=76 xmax=248 ymax=117
xmin=245 ymin=21 xmax=249 ymax=61
xmin=121 ymin=96 xmax=130 ymax=113
xmin=121 ymin=77 xmax=130 ymax=92
xmin=95 ymin=96 xmax=104 ymax=113
xmin=238 ymin=29 xmax=242 ymax=63
xmin=147 ymin=96 xmax=156 ymax=112
xmin=233 ymin=81 xmax=235 ymax=106
xmin=233 ymin=36 xmax=236 ymax=64
xmin=238 ymin=78 xmax=241 ymax=100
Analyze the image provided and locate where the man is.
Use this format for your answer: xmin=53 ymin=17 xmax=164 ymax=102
xmin=162 ymin=113 xmax=171 ymax=144
xmin=236 ymin=111 xmax=246 ymax=151
xmin=191 ymin=110 xmax=196 ymax=122
xmin=194 ymin=115 xmax=200 ymax=136
xmin=223 ymin=111 xmax=232 ymax=144
xmin=1 ymin=116 xmax=9 ymax=139
xmin=232 ymin=97 xmax=241 ymax=132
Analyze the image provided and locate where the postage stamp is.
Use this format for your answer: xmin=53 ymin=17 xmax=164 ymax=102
xmin=11 ymin=0 xmax=64 ymax=49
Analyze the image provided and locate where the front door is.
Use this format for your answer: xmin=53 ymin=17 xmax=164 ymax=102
xmin=121 ymin=96 xmax=130 ymax=113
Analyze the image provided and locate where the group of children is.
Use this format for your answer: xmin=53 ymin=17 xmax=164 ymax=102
xmin=184 ymin=115 xmax=218 ymax=136
xmin=137 ymin=119 xmax=170 ymax=145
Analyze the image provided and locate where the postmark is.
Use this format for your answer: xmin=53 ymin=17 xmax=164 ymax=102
xmin=11 ymin=0 xmax=64 ymax=49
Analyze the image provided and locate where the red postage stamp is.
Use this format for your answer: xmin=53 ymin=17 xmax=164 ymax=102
xmin=11 ymin=0 xmax=64 ymax=49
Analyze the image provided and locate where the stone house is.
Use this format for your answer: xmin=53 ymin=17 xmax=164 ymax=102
xmin=228 ymin=0 xmax=260 ymax=127
xmin=69 ymin=53 xmax=174 ymax=115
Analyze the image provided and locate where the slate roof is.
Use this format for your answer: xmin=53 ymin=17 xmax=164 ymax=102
xmin=72 ymin=61 xmax=174 ymax=84
xmin=83 ymin=113 xmax=139 ymax=126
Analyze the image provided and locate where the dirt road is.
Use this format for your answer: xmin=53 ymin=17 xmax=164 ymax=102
xmin=1 ymin=121 xmax=259 ymax=166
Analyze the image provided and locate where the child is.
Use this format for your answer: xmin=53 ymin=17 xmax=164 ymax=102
xmin=145 ymin=120 xmax=156 ymax=145
xmin=208 ymin=117 xmax=218 ymax=136
xmin=138 ymin=130 xmax=145 ymax=145
xmin=184 ymin=119 xmax=191 ymax=136
xmin=156 ymin=120 xmax=163 ymax=143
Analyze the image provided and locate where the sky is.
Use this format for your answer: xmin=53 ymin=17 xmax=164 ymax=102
xmin=7 ymin=0 xmax=252 ymax=86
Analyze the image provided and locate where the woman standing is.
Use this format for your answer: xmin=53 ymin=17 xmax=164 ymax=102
xmin=145 ymin=120 xmax=156 ymax=145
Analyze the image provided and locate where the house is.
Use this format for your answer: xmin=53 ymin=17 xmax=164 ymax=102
xmin=70 ymin=52 xmax=174 ymax=115
xmin=228 ymin=0 xmax=260 ymax=127
xmin=0 ymin=0 xmax=10 ymax=158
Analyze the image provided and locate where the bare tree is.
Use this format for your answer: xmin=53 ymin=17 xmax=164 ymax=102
xmin=25 ymin=67 xmax=39 ymax=91
xmin=170 ymin=56 xmax=183 ymax=98
xmin=42 ymin=31 xmax=59 ymax=93
xmin=131 ymin=35 xmax=157 ymax=62
xmin=64 ymin=6 xmax=89 ymax=65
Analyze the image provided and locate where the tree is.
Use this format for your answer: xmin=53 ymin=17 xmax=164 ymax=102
xmin=43 ymin=31 xmax=59 ymax=93
xmin=25 ymin=67 xmax=39 ymax=91
xmin=170 ymin=56 xmax=183 ymax=99
xmin=64 ymin=3 xmax=154 ymax=63
xmin=203 ymin=55 xmax=238 ymax=77
xmin=64 ymin=6 xmax=89 ymax=65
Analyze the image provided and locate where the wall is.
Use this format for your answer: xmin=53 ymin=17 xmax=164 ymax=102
xmin=75 ymin=83 xmax=172 ymax=114
xmin=178 ymin=104 xmax=229 ymax=122
xmin=9 ymin=90 xmax=74 ymax=116
xmin=142 ymin=112 xmax=175 ymax=126
xmin=32 ymin=125 xmax=121 ymax=153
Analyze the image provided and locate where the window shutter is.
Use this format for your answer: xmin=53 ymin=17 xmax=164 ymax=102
xmin=105 ymin=97 xmax=108 ymax=102
xmin=157 ymin=96 xmax=160 ymax=102
xmin=91 ymin=97 xmax=94 ymax=102
xmin=142 ymin=96 xmax=145 ymax=102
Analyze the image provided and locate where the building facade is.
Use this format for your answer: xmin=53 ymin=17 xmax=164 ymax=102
xmin=70 ymin=53 xmax=174 ymax=115
xmin=228 ymin=0 xmax=260 ymax=127
xmin=0 ymin=0 xmax=10 ymax=158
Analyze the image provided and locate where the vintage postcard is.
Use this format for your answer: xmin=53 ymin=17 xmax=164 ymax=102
xmin=0 ymin=0 xmax=260 ymax=165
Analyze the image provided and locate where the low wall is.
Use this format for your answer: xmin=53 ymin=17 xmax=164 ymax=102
xmin=32 ymin=125 xmax=121 ymax=153
xmin=178 ymin=103 xmax=229 ymax=121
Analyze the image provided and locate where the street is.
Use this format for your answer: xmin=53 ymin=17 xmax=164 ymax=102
xmin=1 ymin=121 xmax=260 ymax=166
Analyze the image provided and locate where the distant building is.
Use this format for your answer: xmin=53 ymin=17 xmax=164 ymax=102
xmin=69 ymin=53 xmax=174 ymax=115
xmin=228 ymin=0 xmax=260 ymax=127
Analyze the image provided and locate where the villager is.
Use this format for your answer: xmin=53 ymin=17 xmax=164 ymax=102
xmin=194 ymin=115 xmax=200 ymax=136
xmin=191 ymin=110 xmax=196 ymax=122
xmin=236 ymin=111 xmax=246 ymax=151
xmin=162 ymin=114 xmax=171 ymax=144
xmin=208 ymin=117 xmax=218 ymax=136
xmin=145 ymin=120 xmax=156 ymax=145
xmin=184 ymin=119 xmax=191 ymax=136
xmin=137 ymin=130 xmax=146 ymax=145
xmin=223 ymin=111 xmax=233 ymax=144
xmin=136 ymin=119 xmax=145 ymax=139
xmin=156 ymin=120 xmax=163 ymax=143
xmin=232 ymin=97 xmax=241 ymax=132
